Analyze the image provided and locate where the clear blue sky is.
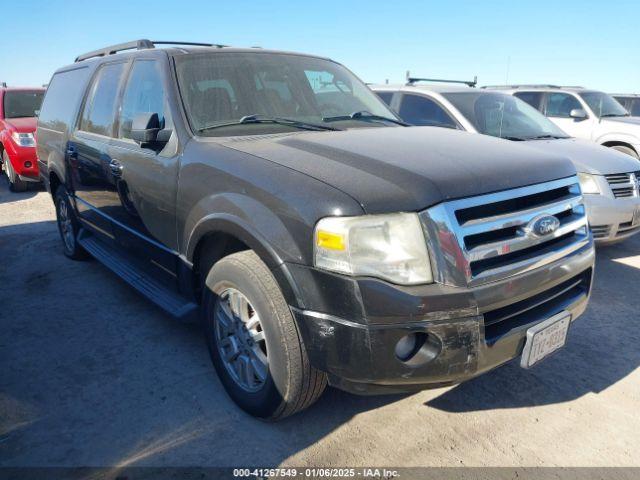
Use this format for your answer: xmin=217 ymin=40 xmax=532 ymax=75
xmin=2 ymin=0 xmax=639 ymax=92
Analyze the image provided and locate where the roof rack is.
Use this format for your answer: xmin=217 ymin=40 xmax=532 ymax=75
xmin=75 ymin=39 xmax=228 ymax=62
xmin=405 ymin=71 xmax=477 ymax=88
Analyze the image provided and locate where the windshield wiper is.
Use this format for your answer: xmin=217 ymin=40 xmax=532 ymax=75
xmin=501 ymin=135 xmax=527 ymax=141
xmin=600 ymin=113 xmax=630 ymax=118
xmin=198 ymin=114 xmax=342 ymax=133
xmin=323 ymin=110 xmax=409 ymax=126
xmin=526 ymin=134 xmax=568 ymax=140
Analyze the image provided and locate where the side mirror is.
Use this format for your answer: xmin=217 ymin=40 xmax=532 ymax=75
xmin=131 ymin=112 xmax=171 ymax=148
xmin=569 ymin=108 xmax=587 ymax=120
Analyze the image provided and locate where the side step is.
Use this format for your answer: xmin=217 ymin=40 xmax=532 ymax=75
xmin=78 ymin=230 xmax=198 ymax=320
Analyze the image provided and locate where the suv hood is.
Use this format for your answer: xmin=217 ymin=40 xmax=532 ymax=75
xmin=221 ymin=127 xmax=576 ymax=213
xmin=522 ymin=138 xmax=640 ymax=175
xmin=4 ymin=117 xmax=37 ymax=133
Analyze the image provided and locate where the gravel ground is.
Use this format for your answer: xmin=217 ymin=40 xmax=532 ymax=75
xmin=1 ymin=177 xmax=639 ymax=470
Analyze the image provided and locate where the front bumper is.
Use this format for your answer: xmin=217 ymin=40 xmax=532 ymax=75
xmin=288 ymin=241 xmax=594 ymax=395
xmin=584 ymin=193 xmax=640 ymax=244
xmin=2 ymin=142 xmax=40 ymax=181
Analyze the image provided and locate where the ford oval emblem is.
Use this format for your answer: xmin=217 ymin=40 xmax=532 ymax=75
xmin=525 ymin=214 xmax=560 ymax=237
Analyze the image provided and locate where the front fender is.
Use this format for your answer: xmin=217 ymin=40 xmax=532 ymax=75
xmin=594 ymin=131 xmax=640 ymax=147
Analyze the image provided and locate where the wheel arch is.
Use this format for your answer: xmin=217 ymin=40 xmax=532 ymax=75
xmin=187 ymin=215 xmax=304 ymax=308
xmin=601 ymin=140 xmax=639 ymax=156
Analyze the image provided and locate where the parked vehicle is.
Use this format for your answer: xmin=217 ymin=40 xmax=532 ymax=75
xmin=483 ymin=85 xmax=640 ymax=159
xmin=0 ymin=86 xmax=45 ymax=191
xmin=37 ymin=40 xmax=594 ymax=419
xmin=372 ymin=79 xmax=640 ymax=244
xmin=613 ymin=94 xmax=640 ymax=117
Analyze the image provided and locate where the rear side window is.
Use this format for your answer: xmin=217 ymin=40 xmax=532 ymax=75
xmin=631 ymin=99 xmax=640 ymax=116
xmin=118 ymin=60 xmax=165 ymax=139
xmin=38 ymin=67 xmax=90 ymax=132
xmin=80 ymin=62 xmax=126 ymax=136
xmin=545 ymin=92 xmax=582 ymax=117
xmin=513 ymin=92 xmax=543 ymax=111
xmin=398 ymin=94 xmax=458 ymax=129
xmin=376 ymin=91 xmax=394 ymax=106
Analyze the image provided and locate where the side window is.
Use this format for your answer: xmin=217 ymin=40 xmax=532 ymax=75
xmin=118 ymin=60 xmax=166 ymax=140
xmin=376 ymin=91 xmax=394 ymax=106
xmin=398 ymin=94 xmax=458 ymax=128
xmin=79 ymin=62 xmax=126 ymax=136
xmin=545 ymin=92 xmax=582 ymax=118
xmin=631 ymin=99 xmax=640 ymax=117
xmin=38 ymin=67 xmax=90 ymax=132
xmin=514 ymin=92 xmax=543 ymax=111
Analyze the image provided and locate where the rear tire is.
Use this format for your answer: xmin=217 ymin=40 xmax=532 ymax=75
xmin=54 ymin=185 xmax=89 ymax=260
xmin=203 ymin=250 xmax=326 ymax=420
xmin=610 ymin=145 xmax=639 ymax=159
xmin=3 ymin=151 xmax=28 ymax=192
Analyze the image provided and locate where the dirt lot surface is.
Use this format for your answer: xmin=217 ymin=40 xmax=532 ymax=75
xmin=1 ymin=178 xmax=639 ymax=470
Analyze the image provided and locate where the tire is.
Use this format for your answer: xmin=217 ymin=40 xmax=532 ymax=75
xmin=54 ymin=185 xmax=89 ymax=260
xmin=203 ymin=250 xmax=326 ymax=420
xmin=3 ymin=151 xmax=28 ymax=192
xmin=610 ymin=145 xmax=639 ymax=159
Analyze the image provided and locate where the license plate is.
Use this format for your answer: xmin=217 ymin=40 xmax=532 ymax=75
xmin=520 ymin=312 xmax=571 ymax=369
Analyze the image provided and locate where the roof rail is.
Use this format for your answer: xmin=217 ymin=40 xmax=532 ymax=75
xmin=481 ymin=84 xmax=562 ymax=89
xmin=75 ymin=39 xmax=228 ymax=62
xmin=405 ymin=71 xmax=477 ymax=88
xmin=75 ymin=39 xmax=154 ymax=62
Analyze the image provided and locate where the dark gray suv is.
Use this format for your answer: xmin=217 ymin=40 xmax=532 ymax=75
xmin=37 ymin=40 xmax=595 ymax=419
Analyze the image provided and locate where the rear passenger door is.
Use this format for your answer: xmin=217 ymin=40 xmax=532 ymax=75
xmin=106 ymin=57 xmax=180 ymax=284
xmin=70 ymin=61 xmax=128 ymax=242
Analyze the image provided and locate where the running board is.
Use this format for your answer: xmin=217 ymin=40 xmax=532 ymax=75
xmin=78 ymin=230 xmax=198 ymax=320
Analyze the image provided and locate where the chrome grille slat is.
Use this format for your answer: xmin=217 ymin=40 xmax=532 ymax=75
xmin=420 ymin=176 xmax=590 ymax=287
xmin=605 ymin=172 xmax=639 ymax=198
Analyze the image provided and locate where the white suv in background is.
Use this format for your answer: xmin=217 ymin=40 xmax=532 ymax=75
xmin=484 ymin=85 xmax=640 ymax=159
xmin=371 ymin=79 xmax=640 ymax=244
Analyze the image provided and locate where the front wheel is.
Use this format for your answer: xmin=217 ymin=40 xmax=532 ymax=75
xmin=203 ymin=250 xmax=327 ymax=420
xmin=610 ymin=145 xmax=639 ymax=159
xmin=3 ymin=151 xmax=27 ymax=192
xmin=54 ymin=186 xmax=89 ymax=260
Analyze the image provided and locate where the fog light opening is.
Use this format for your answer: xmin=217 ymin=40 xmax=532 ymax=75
xmin=395 ymin=332 xmax=441 ymax=366
xmin=24 ymin=161 xmax=32 ymax=168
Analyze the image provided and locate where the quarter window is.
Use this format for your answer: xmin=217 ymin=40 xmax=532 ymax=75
xmin=398 ymin=94 xmax=458 ymax=129
xmin=118 ymin=60 xmax=166 ymax=140
xmin=376 ymin=91 xmax=394 ymax=106
xmin=39 ymin=67 xmax=90 ymax=132
xmin=80 ymin=63 xmax=126 ymax=136
xmin=545 ymin=93 xmax=582 ymax=118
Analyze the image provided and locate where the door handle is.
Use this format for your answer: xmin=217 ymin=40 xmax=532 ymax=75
xmin=109 ymin=158 xmax=124 ymax=177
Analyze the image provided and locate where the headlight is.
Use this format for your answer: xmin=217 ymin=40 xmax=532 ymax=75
xmin=314 ymin=212 xmax=433 ymax=285
xmin=11 ymin=132 xmax=35 ymax=147
xmin=577 ymin=172 xmax=600 ymax=194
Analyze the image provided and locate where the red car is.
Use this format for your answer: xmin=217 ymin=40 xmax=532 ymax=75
xmin=0 ymin=86 xmax=45 ymax=191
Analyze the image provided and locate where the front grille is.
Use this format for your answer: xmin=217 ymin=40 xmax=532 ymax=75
xmin=617 ymin=221 xmax=640 ymax=237
xmin=605 ymin=173 xmax=638 ymax=198
xmin=421 ymin=176 xmax=590 ymax=286
xmin=590 ymin=225 xmax=611 ymax=239
xmin=483 ymin=269 xmax=591 ymax=344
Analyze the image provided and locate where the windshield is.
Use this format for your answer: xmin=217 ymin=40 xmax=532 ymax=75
xmin=3 ymin=90 xmax=45 ymax=119
xmin=175 ymin=52 xmax=398 ymax=136
xmin=579 ymin=91 xmax=628 ymax=118
xmin=442 ymin=91 xmax=569 ymax=140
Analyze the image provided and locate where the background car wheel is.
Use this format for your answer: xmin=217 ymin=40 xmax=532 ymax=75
xmin=610 ymin=145 xmax=639 ymax=159
xmin=54 ymin=186 xmax=89 ymax=260
xmin=3 ymin=151 xmax=28 ymax=192
xmin=203 ymin=250 xmax=327 ymax=420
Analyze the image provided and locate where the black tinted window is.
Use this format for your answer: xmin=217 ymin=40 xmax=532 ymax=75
xmin=118 ymin=60 xmax=165 ymax=139
xmin=631 ymin=99 xmax=640 ymax=116
xmin=375 ymin=91 xmax=394 ymax=106
xmin=3 ymin=91 xmax=44 ymax=119
xmin=80 ymin=63 xmax=126 ymax=136
xmin=39 ymin=68 xmax=90 ymax=132
xmin=398 ymin=94 xmax=458 ymax=128
xmin=513 ymin=92 xmax=543 ymax=111
xmin=546 ymin=93 xmax=582 ymax=117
